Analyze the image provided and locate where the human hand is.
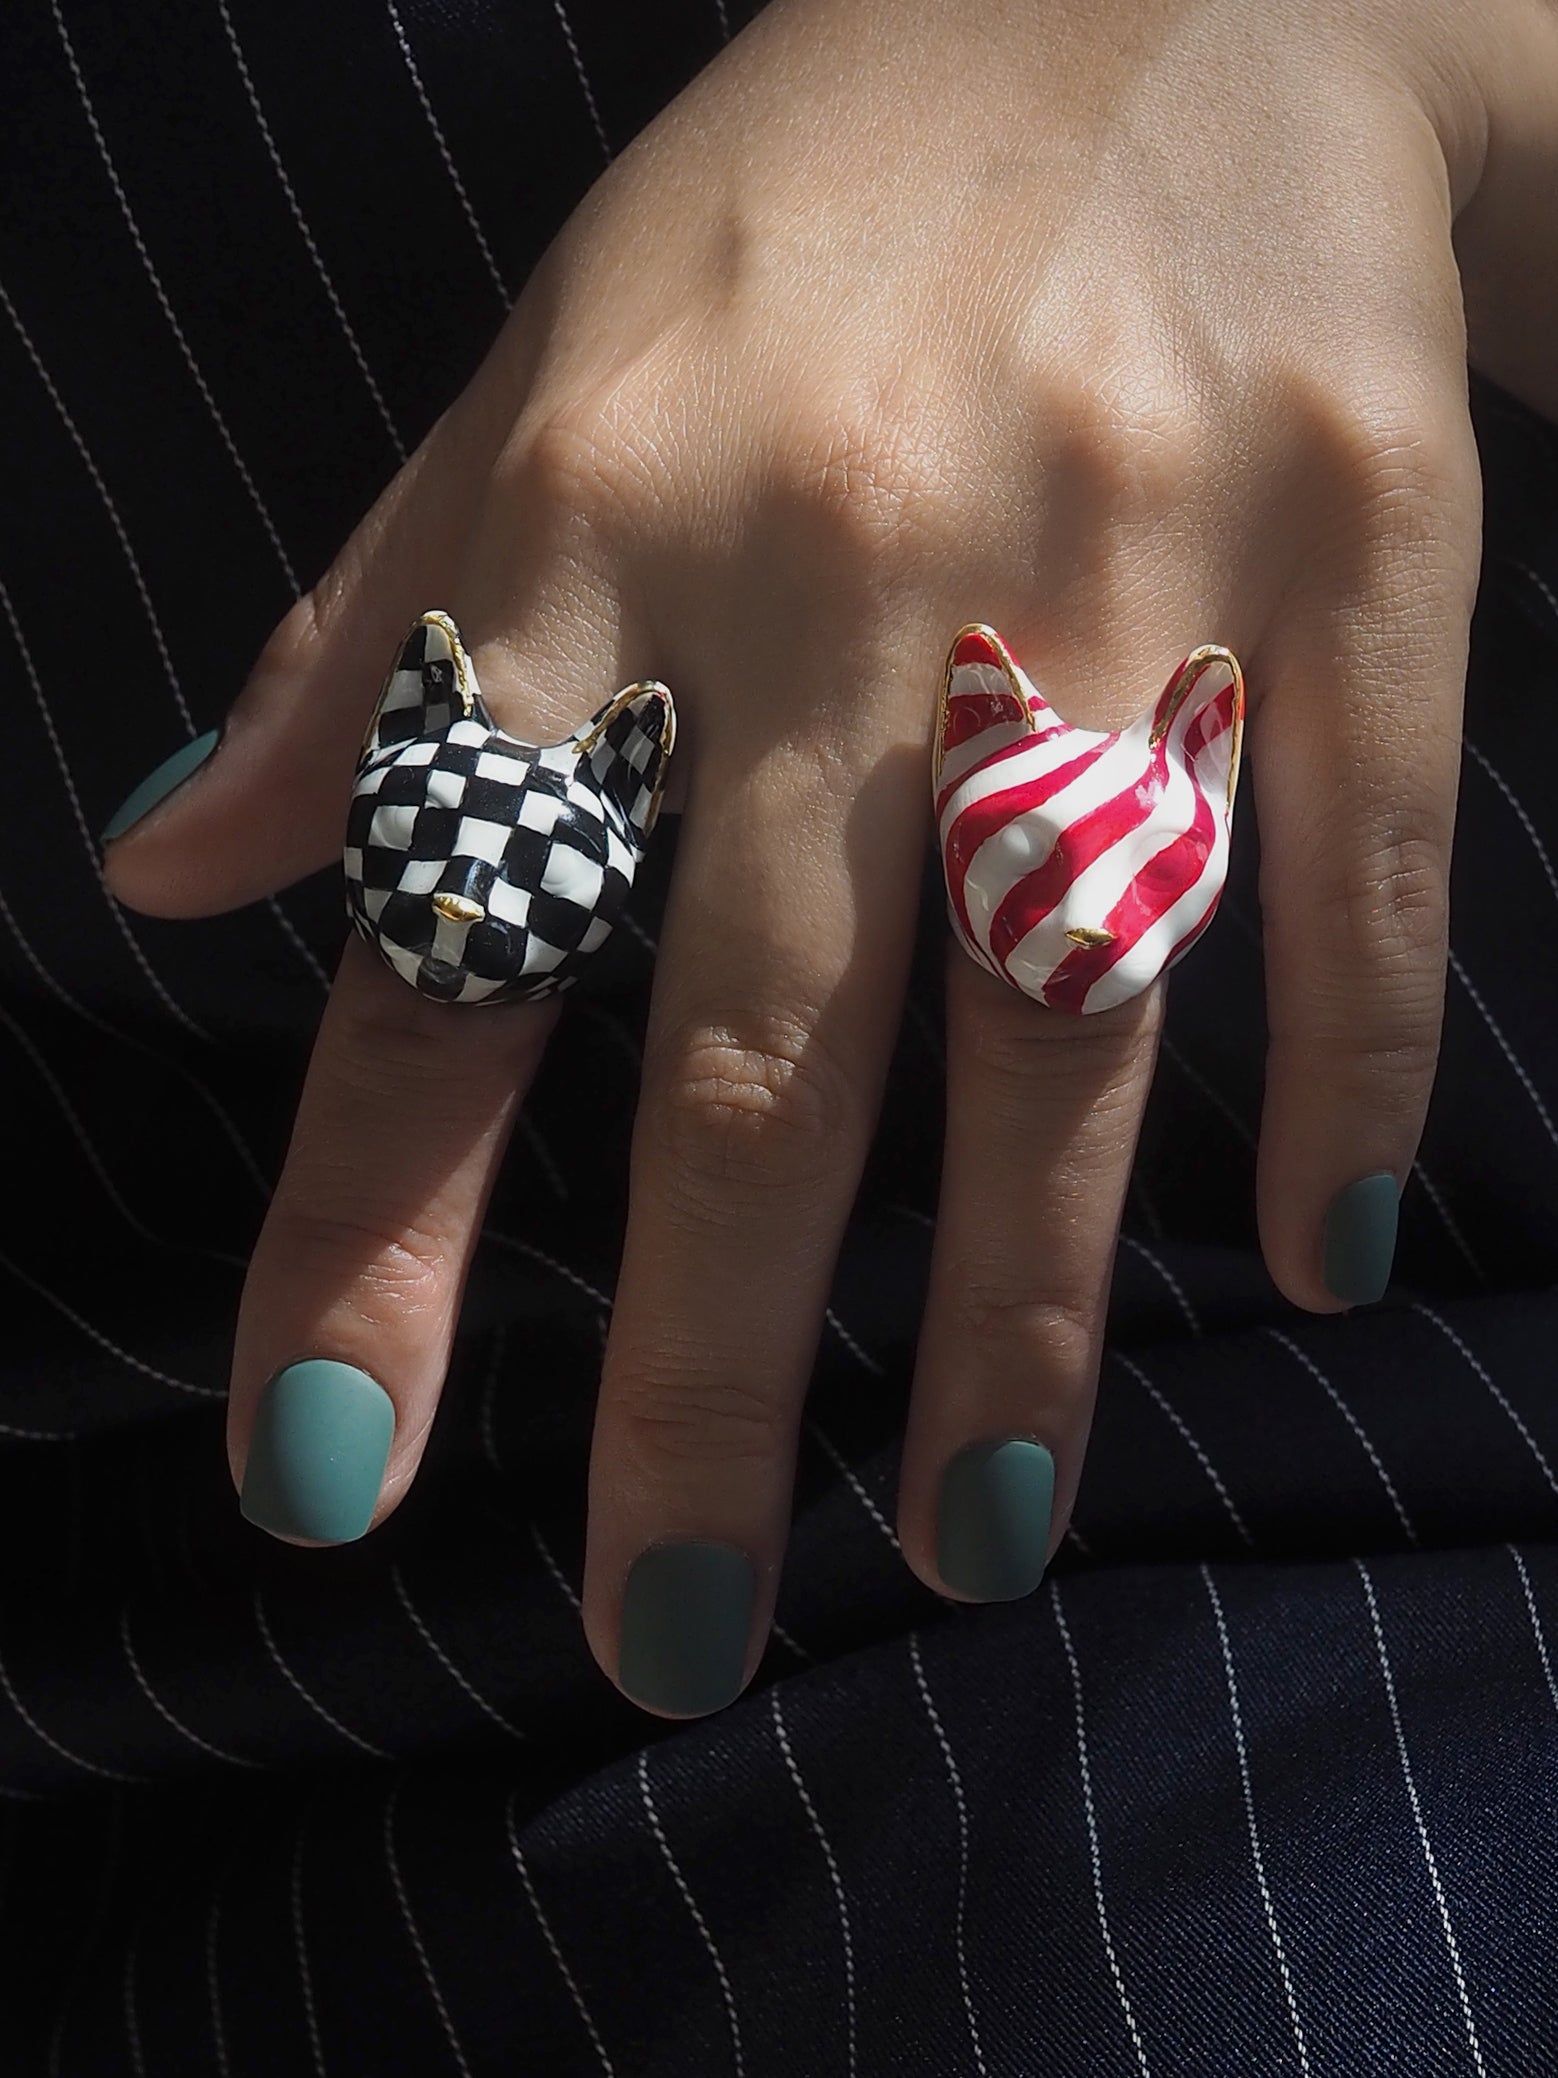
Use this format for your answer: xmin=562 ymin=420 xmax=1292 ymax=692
xmin=104 ymin=0 xmax=1558 ymax=1716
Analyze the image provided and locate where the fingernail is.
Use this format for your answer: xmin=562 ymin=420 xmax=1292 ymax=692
xmin=618 ymin=1540 xmax=756 ymax=1716
xmin=937 ymin=1437 xmax=1055 ymax=1601
xmin=1322 ymin=1171 xmax=1399 ymax=1305
xmin=102 ymin=728 xmax=221 ymax=842
xmin=240 ymin=1360 xmax=396 ymax=1544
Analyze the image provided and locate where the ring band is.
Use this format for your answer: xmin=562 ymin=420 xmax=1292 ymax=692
xmin=934 ymin=624 xmax=1246 ymax=1015
xmin=343 ymin=610 xmax=675 ymax=1005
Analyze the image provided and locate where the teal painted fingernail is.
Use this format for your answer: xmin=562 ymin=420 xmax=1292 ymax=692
xmin=937 ymin=1437 xmax=1055 ymax=1602
xmin=102 ymin=729 xmax=220 ymax=842
xmin=618 ymin=1541 xmax=756 ymax=1716
xmin=1322 ymin=1172 xmax=1399 ymax=1305
xmin=240 ymin=1360 xmax=396 ymax=1544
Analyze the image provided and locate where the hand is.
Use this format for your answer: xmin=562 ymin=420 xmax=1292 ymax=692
xmin=105 ymin=0 xmax=1558 ymax=1716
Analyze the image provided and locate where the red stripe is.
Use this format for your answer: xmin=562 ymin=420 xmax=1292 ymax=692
xmin=941 ymin=685 xmax=1027 ymax=756
xmin=1035 ymin=777 xmax=1219 ymax=1011
xmin=986 ymin=742 xmax=1171 ymax=971
xmin=934 ymin=719 xmax=1073 ymax=822
xmin=942 ymin=740 xmax=1112 ymax=951
xmin=952 ymin=631 xmax=1005 ymax=670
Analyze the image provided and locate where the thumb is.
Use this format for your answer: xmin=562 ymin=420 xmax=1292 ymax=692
xmin=103 ymin=399 xmax=484 ymax=921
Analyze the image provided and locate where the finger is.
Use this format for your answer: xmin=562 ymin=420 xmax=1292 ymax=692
xmin=230 ymin=935 xmax=558 ymax=1543
xmin=230 ymin=554 xmax=631 ymax=1540
xmin=580 ymin=620 xmax=928 ymax=1718
xmin=901 ymin=949 xmax=1163 ymax=1598
xmin=100 ymin=318 xmax=579 ymax=918
xmin=1252 ymin=393 xmax=1482 ymax=1312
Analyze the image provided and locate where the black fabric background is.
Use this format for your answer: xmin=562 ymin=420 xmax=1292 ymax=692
xmin=1 ymin=3 xmax=1557 ymax=2072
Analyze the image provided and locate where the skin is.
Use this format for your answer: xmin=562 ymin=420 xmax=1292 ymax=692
xmin=105 ymin=0 xmax=1558 ymax=1715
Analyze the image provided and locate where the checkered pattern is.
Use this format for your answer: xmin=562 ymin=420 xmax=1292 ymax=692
xmin=344 ymin=615 xmax=673 ymax=1004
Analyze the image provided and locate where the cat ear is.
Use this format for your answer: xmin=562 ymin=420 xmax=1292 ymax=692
xmin=570 ymin=681 xmax=677 ymax=839
xmin=1152 ymin=649 xmax=1245 ymax=812
xmin=939 ymin=626 xmax=1062 ymax=776
xmin=360 ymin=611 xmax=481 ymax=763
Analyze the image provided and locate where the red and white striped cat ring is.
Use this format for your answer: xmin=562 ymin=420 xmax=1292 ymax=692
xmin=934 ymin=625 xmax=1247 ymax=1015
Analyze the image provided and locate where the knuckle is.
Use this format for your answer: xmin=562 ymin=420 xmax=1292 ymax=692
xmin=773 ymin=391 xmax=939 ymax=565
xmin=953 ymin=1288 xmax=1096 ymax=1384
xmin=1037 ymin=363 xmax=1203 ymax=516
xmin=1299 ymin=380 xmax=1476 ymax=539
xmin=263 ymin=1204 xmax=449 ymax=1325
xmin=503 ymin=393 xmax=655 ymax=537
xmin=1334 ymin=825 xmax=1447 ymax=978
xmin=611 ymin=1364 xmax=787 ymax=1467
xmin=324 ymin=992 xmax=468 ymax=1109
xmin=649 ymin=1014 xmax=855 ymax=1214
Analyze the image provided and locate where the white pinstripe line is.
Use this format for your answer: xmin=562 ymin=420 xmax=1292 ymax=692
xmin=1407 ymin=1161 xmax=1488 ymax=1286
xmin=1448 ymin=949 xmax=1558 ymax=1148
xmin=1510 ymin=559 xmax=1558 ymax=630
xmin=714 ymin=0 xmax=732 ymax=38
xmin=1158 ymin=1032 xmax=1257 ymax=1151
xmin=515 ymin=1109 xmax=569 ymax=1200
xmin=1261 ymin=1328 xmax=1418 ymax=1546
xmin=0 ymin=277 xmax=195 ymax=729
xmin=825 ymin=1307 xmax=884 ymax=1377
xmin=0 ymin=1416 xmax=77 ymax=1443
xmin=1354 ymin=1559 xmax=1488 ymax=2077
xmin=213 ymin=0 xmax=408 ymax=461
xmin=1217 ymin=898 xmax=1487 ymax=1279
xmin=636 ymin=1746 xmax=746 ymax=2077
xmin=769 ymin=1686 xmax=857 ymax=2077
xmin=1110 ymin=1350 xmax=1254 ymax=1547
xmin=551 ymin=1 xmax=612 ymax=163
xmin=504 ymin=1787 xmax=617 ymax=2077
xmin=0 ymin=999 xmax=247 ymax=1272
xmin=205 ymin=1871 xmax=234 ymax=2078
xmin=47 ymin=1789 xmax=124 ymax=2078
xmin=292 ymin=1817 xmax=329 ymax=2078
xmin=1119 ymin=1232 xmax=1201 ymax=1336
xmin=1065 ymin=1524 xmax=1095 ymax=1558
xmin=124 ymin=1927 xmax=147 ymax=2078
xmin=0 ymin=1240 xmax=219 ymax=1398
xmin=482 ymin=1226 xmax=613 ymax=1309
xmin=0 ymin=1625 xmax=145 ymax=1785
xmin=804 ymin=1419 xmax=901 ymax=1551
xmin=0 ymin=881 xmax=271 ymax=1196
xmin=478 ymin=1323 xmax=509 ymax=1475
xmin=1408 ymin=1300 xmax=1558 ymax=1498
xmin=1200 ymin=1564 xmax=1312 ymax=2076
xmin=384 ymin=1775 xmax=475 ymax=2077
xmin=0 ymin=574 xmax=206 ymax=1038
xmin=48 ymin=0 xmax=301 ymax=591
xmin=120 ymin=1604 xmax=264 ymax=1768
xmin=905 ymin=1632 xmax=987 ymax=2076
xmin=1130 ymin=1172 xmax=1169 ymax=1244
xmin=391 ymin=1563 xmax=527 ymax=1740
xmin=1465 ymin=739 xmax=1558 ymax=909
xmin=770 ymin=1618 xmax=812 ymax=1662
xmin=254 ymin=1587 xmax=390 ymax=1758
xmin=619 ymin=911 xmax=658 ymax=957
xmin=384 ymin=0 xmax=510 ymax=310
xmin=1506 ymin=1544 xmax=1558 ymax=1720
xmin=531 ymin=1517 xmax=582 ymax=1613
xmin=1049 ymin=1581 xmax=1152 ymax=2077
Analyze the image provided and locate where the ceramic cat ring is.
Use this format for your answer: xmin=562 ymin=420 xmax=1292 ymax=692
xmin=343 ymin=610 xmax=675 ymax=1004
xmin=934 ymin=624 xmax=1246 ymax=1015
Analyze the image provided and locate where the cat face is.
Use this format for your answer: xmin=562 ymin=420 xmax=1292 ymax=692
xmin=343 ymin=612 xmax=674 ymax=1004
xmin=935 ymin=626 xmax=1244 ymax=1014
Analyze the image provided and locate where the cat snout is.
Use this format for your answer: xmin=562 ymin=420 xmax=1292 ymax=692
xmin=431 ymin=891 xmax=484 ymax=924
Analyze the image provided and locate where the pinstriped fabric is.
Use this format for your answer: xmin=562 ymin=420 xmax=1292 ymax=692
xmin=1 ymin=3 xmax=1556 ymax=2073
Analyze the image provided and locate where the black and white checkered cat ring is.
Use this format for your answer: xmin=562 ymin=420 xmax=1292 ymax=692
xmin=344 ymin=611 xmax=675 ymax=1004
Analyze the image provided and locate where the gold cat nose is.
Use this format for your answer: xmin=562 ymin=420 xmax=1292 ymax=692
xmin=431 ymin=892 xmax=484 ymax=924
xmin=1063 ymin=925 xmax=1117 ymax=949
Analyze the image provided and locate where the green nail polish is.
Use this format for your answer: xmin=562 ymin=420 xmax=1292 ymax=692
xmin=102 ymin=729 xmax=220 ymax=842
xmin=937 ymin=1437 xmax=1055 ymax=1602
xmin=240 ymin=1360 xmax=395 ymax=1544
xmin=618 ymin=1541 xmax=756 ymax=1717
xmin=1322 ymin=1172 xmax=1399 ymax=1305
